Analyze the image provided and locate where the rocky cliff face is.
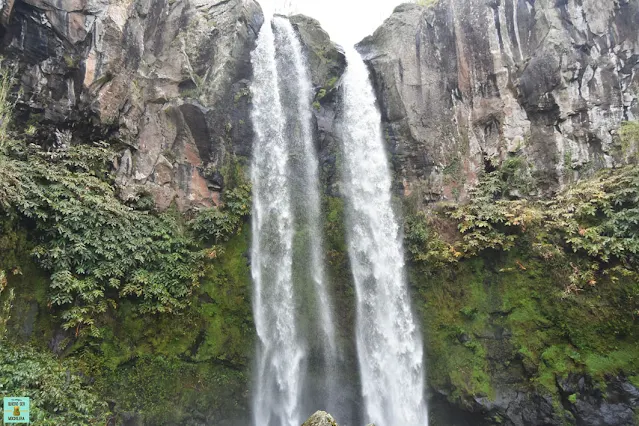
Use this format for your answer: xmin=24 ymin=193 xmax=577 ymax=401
xmin=0 ymin=0 xmax=348 ymax=210
xmin=360 ymin=2 xmax=639 ymax=425
xmin=289 ymin=14 xmax=346 ymax=194
xmin=1 ymin=0 xmax=263 ymax=210
xmin=359 ymin=0 xmax=639 ymax=203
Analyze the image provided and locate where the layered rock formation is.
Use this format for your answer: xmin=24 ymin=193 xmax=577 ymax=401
xmin=359 ymin=0 xmax=639 ymax=203
xmin=1 ymin=0 xmax=263 ymax=210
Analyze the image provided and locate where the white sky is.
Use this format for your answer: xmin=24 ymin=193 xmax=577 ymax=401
xmin=258 ymin=0 xmax=406 ymax=45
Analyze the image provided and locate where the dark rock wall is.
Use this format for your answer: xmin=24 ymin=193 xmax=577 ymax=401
xmin=359 ymin=2 xmax=639 ymax=425
xmin=358 ymin=0 xmax=639 ymax=203
xmin=289 ymin=14 xmax=346 ymax=195
xmin=1 ymin=0 xmax=264 ymax=210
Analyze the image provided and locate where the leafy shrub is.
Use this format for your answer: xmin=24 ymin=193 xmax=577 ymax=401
xmin=0 ymin=141 xmax=207 ymax=336
xmin=447 ymin=165 xmax=541 ymax=255
xmin=404 ymin=211 xmax=460 ymax=266
xmin=407 ymin=159 xmax=639 ymax=292
xmin=0 ymin=344 xmax=109 ymax=424
xmin=189 ymin=183 xmax=251 ymax=244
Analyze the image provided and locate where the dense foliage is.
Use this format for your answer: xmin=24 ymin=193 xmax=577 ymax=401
xmin=0 ymin=62 xmax=254 ymax=423
xmin=405 ymin=156 xmax=639 ymax=417
xmin=189 ymin=183 xmax=251 ymax=244
xmin=407 ymin=160 xmax=639 ymax=293
xmin=1 ymin=267 xmax=109 ymax=423
xmin=0 ymin=344 xmax=110 ymax=424
xmin=0 ymin=71 xmax=251 ymax=337
xmin=0 ymin=140 xmax=206 ymax=336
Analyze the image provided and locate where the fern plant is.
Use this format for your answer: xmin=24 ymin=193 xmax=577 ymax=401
xmin=407 ymin=159 xmax=639 ymax=293
xmin=0 ymin=142 xmax=208 ymax=336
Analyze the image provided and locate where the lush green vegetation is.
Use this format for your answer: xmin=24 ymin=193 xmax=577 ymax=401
xmin=411 ymin=159 xmax=639 ymax=291
xmin=405 ymin=157 xmax=639 ymax=414
xmin=619 ymin=120 xmax=639 ymax=162
xmin=2 ymin=260 xmax=108 ymax=423
xmin=0 ymin=65 xmax=254 ymax=423
xmin=0 ymin=137 xmax=254 ymax=338
xmin=1 ymin=141 xmax=203 ymax=336
xmin=0 ymin=343 xmax=109 ymax=424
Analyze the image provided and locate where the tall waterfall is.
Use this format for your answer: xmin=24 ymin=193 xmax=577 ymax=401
xmin=272 ymin=18 xmax=341 ymax=413
xmin=274 ymin=15 xmax=337 ymax=371
xmin=250 ymin=17 xmax=301 ymax=426
xmin=339 ymin=46 xmax=429 ymax=426
xmin=250 ymin=16 xmax=339 ymax=426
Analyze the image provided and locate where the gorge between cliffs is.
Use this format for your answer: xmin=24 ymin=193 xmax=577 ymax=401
xmin=0 ymin=0 xmax=638 ymax=425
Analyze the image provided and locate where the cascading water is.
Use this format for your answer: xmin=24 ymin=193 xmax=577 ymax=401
xmin=250 ymin=17 xmax=303 ymax=426
xmin=339 ymin=46 xmax=429 ymax=426
xmin=272 ymin=17 xmax=340 ymax=410
xmin=250 ymin=15 xmax=340 ymax=426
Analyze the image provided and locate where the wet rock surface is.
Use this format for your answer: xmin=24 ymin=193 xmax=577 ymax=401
xmin=0 ymin=1 xmax=351 ymax=208
xmin=358 ymin=0 xmax=639 ymax=204
xmin=1 ymin=0 xmax=264 ymax=210
xmin=289 ymin=13 xmax=346 ymax=195
xmin=302 ymin=410 xmax=339 ymax=426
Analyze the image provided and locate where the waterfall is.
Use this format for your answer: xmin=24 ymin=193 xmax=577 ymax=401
xmin=250 ymin=16 xmax=339 ymax=426
xmin=339 ymin=46 xmax=429 ymax=426
xmin=250 ymin=17 xmax=303 ymax=426
xmin=272 ymin=17 xmax=341 ymax=410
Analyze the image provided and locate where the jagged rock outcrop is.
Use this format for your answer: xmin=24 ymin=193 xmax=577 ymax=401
xmin=358 ymin=0 xmax=639 ymax=203
xmin=302 ymin=410 xmax=339 ymax=426
xmin=558 ymin=375 xmax=639 ymax=426
xmin=0 ymin=1 xmax=350 ymax=209
xmin=290 ymin=14 xmax=346 ymax=194
xmin=0 ymin=0 xmax=263 ymax=210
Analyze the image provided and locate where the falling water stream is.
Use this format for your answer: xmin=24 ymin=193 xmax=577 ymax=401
xmin=250 ymin=16 xmax=339 ymax=426
xmin=274 ymin=16 xmax=338 ymax=379
xmin=339 ymin=46 xmax=429 ymax=426
xmin=250 ymin=12 xmax=428 ymax=426
xmin=250 ymin=16 xmax=301 ymax=426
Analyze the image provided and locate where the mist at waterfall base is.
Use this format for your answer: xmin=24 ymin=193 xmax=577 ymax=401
xmin=249 ymin=10 xmax=429 ymax=426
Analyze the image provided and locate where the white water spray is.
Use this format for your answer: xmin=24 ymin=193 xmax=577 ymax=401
xmin=250 ymin=18 xmax=303 ymax=426
xmin=250 ymin=16 xmax=340 ymax=426
xmin=275 ymin=15 xmax=336 ymax=361
xmin=339 ymin=46 xmax=429 ymax=426
xmin=273 ymin=16 xmax=340 ymax=398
